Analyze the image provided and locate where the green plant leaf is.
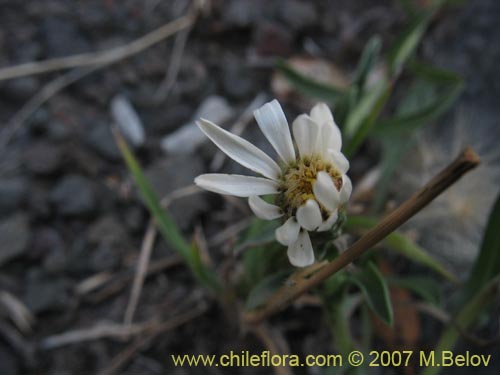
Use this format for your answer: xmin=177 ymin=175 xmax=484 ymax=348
xmin=344 ymin=79 xmax=388 ymax=139
xmin=371 ymin=63 xmax=463 ymax=210
xmin=375 ymin=63 xmax=464 ymax=136
xmin=397 ymin=0 xmax=419 ymax=17
xmin=324 ymin=292 xmax=362 ymax=360
xmin=322 ymin=270 xmax=349 ymax=297
xmin=237 ymin=218 xmax=278 ymax=249
xmin=389 ymin=276 xmax=442 ymax=305
xmin=238 ymin=218 xmax=289 ymax=292
xmin=242 ymin=242 xmax=286 ymax=288
xmin=463 ymin=191 xmax=500 ymax=298
xmin=344 ymin=80 xmax=391 ymax=157
xmin=423 ymin=275 xmax=500 ymax=375
xmin=245 ymin=271 xmax=290 ymax=310
xmin=352 ymin=35 xmax=382 ymax=95
xmin=372 ymin=135 xmax=415 ymax=212
xmin=387 ymin=4 xmax=439 ymax=77
xmin=349 ymin=261 xmax=394 ymax=325
xmin=114 ymin=129 xmax=221 ymax=292
xmin=188 ymin=243 xmax=223 ymax=292
xmin=346 ymin=216 xmax=458 ymax=283
xmin=275 ymin=59 xmax=344 ymax=103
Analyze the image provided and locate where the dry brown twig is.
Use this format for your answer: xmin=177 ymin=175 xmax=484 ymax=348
xmin=0 ymin=9 xmax=198 ymax=153
xmin=98 ymin=302 xmax=209 ymax=375
xmin=74 ymin=256 xmax=182 ymax=302
xmin=0 ymin=66 xmax=100 ymax=152
xmin=75 ymin=186 xmax=202 ymax=305
xmin=0 ymin=291 xmax=36 ymax=333
xmin=250 ymin=323 xmax=294 ymax=375
xmin=0 ymin=14 xmax=194 ymax=82
xmin=154 ymin=27 xmax=191 ymax=102
xmin=123 ymin=220 xmax=158 ymax=326
xmin=41 ymin=300 xmax=209 ymax=352
xmin=123 ymin=184 xmax=203 ymax=325
xmin=40 ymin=321 xmax=152 ymax=350
xmin=243 ymin=147 xmax=480 ymax=325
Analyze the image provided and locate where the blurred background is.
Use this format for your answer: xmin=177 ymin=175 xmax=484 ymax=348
xmin=0 ymin=0 xmax=499 ymax=374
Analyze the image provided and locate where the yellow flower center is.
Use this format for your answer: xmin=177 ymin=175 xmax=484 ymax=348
xmin=277 ymin=155 xmax=342 ymax=218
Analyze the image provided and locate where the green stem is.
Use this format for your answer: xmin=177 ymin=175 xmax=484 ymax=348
xmin=422 ymin=275 xmax=500 ymax=375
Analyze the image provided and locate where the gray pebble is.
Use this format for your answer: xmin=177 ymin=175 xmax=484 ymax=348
xmin=0 ymin=213 xmax=30 ymax=266
xmin=50 ymin=175 xmax=96 ymax=217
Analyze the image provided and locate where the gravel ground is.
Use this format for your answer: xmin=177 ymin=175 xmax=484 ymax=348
xmin=0 ymin=0 xmax=499 ymax=374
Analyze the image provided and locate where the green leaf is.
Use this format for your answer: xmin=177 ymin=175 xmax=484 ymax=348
xmin=349 ymin=261 xmax=394 ymax=325
xmin=344 ymin=79 xmax=391 ymax=157
xmin=384 ymin=230 xmax=458 ymax=283
xmin=245 ymin=271 xmax=290 ymax=310
xmin=239 ymin=219 xmax=288 ymax=292
xmin=371 ymin=63 xmax=463 ymax=210
xmin=275 ymin=59 xmax=344 ymax=102
xmin=321 ymin=289 xmax=361 ymax=362
xmin=423 ymin=275 xmax=500 ymax=375
xmin=352 ymin=35 xmax=382 ymax=95
xmin=344 ymin=79 xmax=388 ymax=139
xmin=322 ymin=270 xmax=349 ymax=297
xmin=188 ymin=243 xmax=223 ymax=292
xmin=397 ymin=0 xmax=419 ymax=17
xmin=387 ymin=5 xmax=438 ymax=77
xmin=242 ymin=242 xmax=285 ymax=289
xmin=345 ymin=215 xmax=458 ymax=283
xmin=389 ymin=276 xmax=442 ymax=305
xmin=463 ymin=191 xmax=500 ymax=298
xmin=114 ymin=130 xmax=221 ymax=292
xmin=375 ymin=63 xmax=464 ymax=136
xmin=372 ymin=135 xmax=415 ymax=212
xmin=237 ymin=218 xmax=279 ymax=248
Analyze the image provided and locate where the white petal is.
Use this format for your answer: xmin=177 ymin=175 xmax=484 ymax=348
xmin=248 ymin=196 xmax=283 ymax=220
xmin=310 ymin=103 xmax=342 ymax=153
xmin=254 ymin=99 xmax=296 ymax=163
xmin=320 ymin=121 xmax=342 ymax=154
xmin=310 ymin=102 xmax=334 ymax=125
xmin=317 ymin=210 xmax=339 ymax=232
xmin=328 ymin=149 xmax=350 ymax=174
xmin=339 ymin=175 xmax=352 ymax=203
xmin=287 ymin=231 xmax=315 ymax=267
xmin=292 ymin=114 xmax=320 ymax=157
xmin=275 ymin=217 xmax=300 ymax=246
xmin=197 ymin=119 xmax=281 ymax=180
xmin=313 ymin=171 xmax=340 ymax=211
xmin=296 ymin=199 xmax=322 ymax=231
xmin=195 ymin=174 xmax=278 ymax=197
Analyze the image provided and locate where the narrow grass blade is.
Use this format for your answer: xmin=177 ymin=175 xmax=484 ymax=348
xmin=422 ymin=275 xmax=500 ymax=375
xmin=114 ymin=129 xmax=221 ymax=292
xmin=463 ymin=191 xmax=500 ymax=299
xmin=346 ymin=215 xmax=458 ymax=283
xmin=349 ymin=261 xmax=394 ymax=325
xmin=275 ymin=59 xmax=344 ymax=103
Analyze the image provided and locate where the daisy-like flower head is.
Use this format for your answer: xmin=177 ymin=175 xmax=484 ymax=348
xmin=195 ymin=100 xmax=352 ymax=267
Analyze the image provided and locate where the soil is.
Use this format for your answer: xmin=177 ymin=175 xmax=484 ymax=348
xmin=0 ymin=0 xmax=499 ymax=374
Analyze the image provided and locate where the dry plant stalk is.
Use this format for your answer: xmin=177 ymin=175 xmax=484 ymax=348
xmin=0 ymin=15 xmax=194 ymax=81
xmin=243 ymin=147 xmax=480 ymax=324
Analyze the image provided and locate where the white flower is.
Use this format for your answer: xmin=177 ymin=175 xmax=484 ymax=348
xmin=195 ymin=100 xmax=352 ymax=267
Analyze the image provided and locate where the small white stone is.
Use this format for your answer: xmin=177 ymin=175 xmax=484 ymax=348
xmin=110 ymin=95 xmax=145 ymax=147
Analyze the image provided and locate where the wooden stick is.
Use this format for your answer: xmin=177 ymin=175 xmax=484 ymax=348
xmin=0 ymin=10 xmax=197 ymax=153
xmin=124 ymin=220 xmax=157 ymax=325
xmin=243 ymin=147 xmax=480 ymax=324
xmin=0 ymin=14 xmax=194 ymax=81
